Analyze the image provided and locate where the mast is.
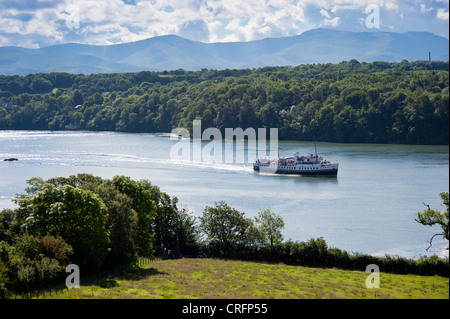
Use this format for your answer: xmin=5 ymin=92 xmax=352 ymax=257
xmin=314 ymin=140 xmax=318 ymax=158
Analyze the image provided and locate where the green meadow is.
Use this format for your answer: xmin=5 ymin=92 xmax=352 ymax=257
xmin=42 ymin=258 xmax=449 ymax=299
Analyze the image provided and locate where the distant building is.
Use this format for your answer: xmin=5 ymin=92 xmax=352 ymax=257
xmin=64 ymin=123 xmax=80 ymax=130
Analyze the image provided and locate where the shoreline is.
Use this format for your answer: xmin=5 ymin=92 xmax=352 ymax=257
xmin=1 ymin=129 xmax=449 ymax=147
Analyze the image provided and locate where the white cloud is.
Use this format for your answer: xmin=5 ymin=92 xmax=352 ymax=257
xmin=218 ymin=1 xmax=306 ymax=42
xmin=0 ymin=0 xmax=448 ymax=48
xmin=420 ymin=3 xmax=434 ymax=13
xmin=437 ymin=7 xmax=449 ymax=19
xmin=320 ymin=9 xmax=331 ymax=18
xmin=323 ymin=17 xmax=341 ymax=27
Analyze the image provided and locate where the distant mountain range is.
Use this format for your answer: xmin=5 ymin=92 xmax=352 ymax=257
xmin=0 ymin=28 xmax=448 ymax=75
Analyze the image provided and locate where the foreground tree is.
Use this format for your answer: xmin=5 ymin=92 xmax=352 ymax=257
xmin=200 ymin=201 xmax=252 ymax=255
xmin=0 ymin=209 xmax=15 ymax=243
xmin=153 ymin=193 xmax=199 ymax=258
xmin=14 ymin=184 xmax=109 ymax=271
xmin=415 ymin=192 xmax=449 ymax=251
xmin=0 ymin=260 xmax=9 ymax=298
xmin=0 ymin=234 xmax=72 ymax=295
xmin=112 ymin=176 xmax=157 ymax=258
xmin=94 ymin=183 xmax=138 ymax=267
xmin=254 ymin=209 xmax=285 ymax=249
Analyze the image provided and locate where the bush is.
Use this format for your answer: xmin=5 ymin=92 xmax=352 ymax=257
xmin=0 ymin=234 xmax=69 ymax=294
xmin=327 ymin=247 xmax=352 ymax=268
xmin=0 ymin=260 xmax=9 ymax=299
xmin=416 ymin=255 xmax=449 ymax=277
xmin=38 ymin=235 xmax=73 ymax=266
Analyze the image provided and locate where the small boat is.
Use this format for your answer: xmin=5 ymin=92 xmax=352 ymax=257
xmin=2 ymin=158 xmax=19 ymax=162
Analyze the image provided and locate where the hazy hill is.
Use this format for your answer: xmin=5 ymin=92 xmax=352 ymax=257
xmin=0 ymin=28 xmax=448 ymax=75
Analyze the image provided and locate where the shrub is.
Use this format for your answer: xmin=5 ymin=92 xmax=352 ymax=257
xmin=0 ymin=234 xmax=67 ymax=294
xmin=0 ymin=260 xmax=9 ymax=299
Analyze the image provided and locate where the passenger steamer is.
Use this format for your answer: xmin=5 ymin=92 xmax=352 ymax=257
xmin=253 ymin=146 xmax=338 ymax=176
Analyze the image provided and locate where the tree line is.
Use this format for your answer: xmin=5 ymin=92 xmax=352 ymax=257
xmin=0 ymin=174 xmax=448 ymax=298
xmin=0 ymin=174 xmax=198 ymax=297
xmin=0 ymin=60 xmax=448 ymax=145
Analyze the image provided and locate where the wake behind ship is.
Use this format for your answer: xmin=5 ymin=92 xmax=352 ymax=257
xmin=253 ymin=151 xmax=339 ymax=176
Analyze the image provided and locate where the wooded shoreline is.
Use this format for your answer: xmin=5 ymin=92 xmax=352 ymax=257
xmin=1 ymin=61 xmax=448 ymax=145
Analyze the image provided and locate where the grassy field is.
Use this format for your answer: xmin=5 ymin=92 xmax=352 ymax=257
xmin=43 ymin=258 xmax=448 ymax=299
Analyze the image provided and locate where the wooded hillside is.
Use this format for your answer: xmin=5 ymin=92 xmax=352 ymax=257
xmin=0 ymin=60 xmax=448 ymax=144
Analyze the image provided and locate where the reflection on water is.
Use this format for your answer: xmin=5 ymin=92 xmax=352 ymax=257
xmin=0 ymin=130 xmax=448 ymax=259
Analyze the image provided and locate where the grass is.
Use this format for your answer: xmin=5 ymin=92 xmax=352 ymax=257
xmin=41 ymin=258 xmax=449 ymax=299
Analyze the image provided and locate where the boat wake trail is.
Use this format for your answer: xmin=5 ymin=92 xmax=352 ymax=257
xmin=169 ymin=159 xmax=254 ymax=174
xmin=59 ymin=151 xmax=255 ymax=175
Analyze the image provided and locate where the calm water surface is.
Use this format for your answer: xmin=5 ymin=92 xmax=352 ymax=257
xmin=0 ymin=130 xmax=448 ymax=259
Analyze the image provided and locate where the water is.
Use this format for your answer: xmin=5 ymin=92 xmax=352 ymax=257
xmin=0 ymin=130 xmax=448 ymax=259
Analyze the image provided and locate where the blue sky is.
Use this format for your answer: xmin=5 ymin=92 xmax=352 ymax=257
xmin=0 ymin=0 xmax=448 ymax=48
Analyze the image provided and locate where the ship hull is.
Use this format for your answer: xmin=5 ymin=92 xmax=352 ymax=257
xmin=253 ymin=165 xmax=338 ymax=176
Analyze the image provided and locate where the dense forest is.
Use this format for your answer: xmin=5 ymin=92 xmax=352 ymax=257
xmin=0 ymin=174 xmax=448 ymax=298
xmin=0 ymin=60 xmax=448 ymax=145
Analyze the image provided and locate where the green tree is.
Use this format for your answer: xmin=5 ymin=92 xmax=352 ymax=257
xmin=415 ymin=192 xmax=449 ymax=251
xmin=153 ymin=193 xmax=199 ymax=258
xmin=254 ymin=209 xmax=285 ymax=249
xmin=14 ymin=184 xmax=109 ymax=271
xmin=73 ymin=90 xmax=83 ymax=106
xmin=0 ymin=259 xmax=8 ymax=298
xmin=200 ymin=201 xmax=252 ymax=255
xmin=24 ymin=177 xmax=45 ymax=195
xmin=29 ymin=77 xmax=52 ymax=94
xmin=112 ymin=176 xmax=156 ymax=258
xmin=0 ymin=209 xmax=15 ymax=243
xmin=94 ymin=184 xmax=138 ymax=266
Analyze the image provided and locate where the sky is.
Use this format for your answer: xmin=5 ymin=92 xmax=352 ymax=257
xmin=0 ymin=0 xmax=448 ymax=48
